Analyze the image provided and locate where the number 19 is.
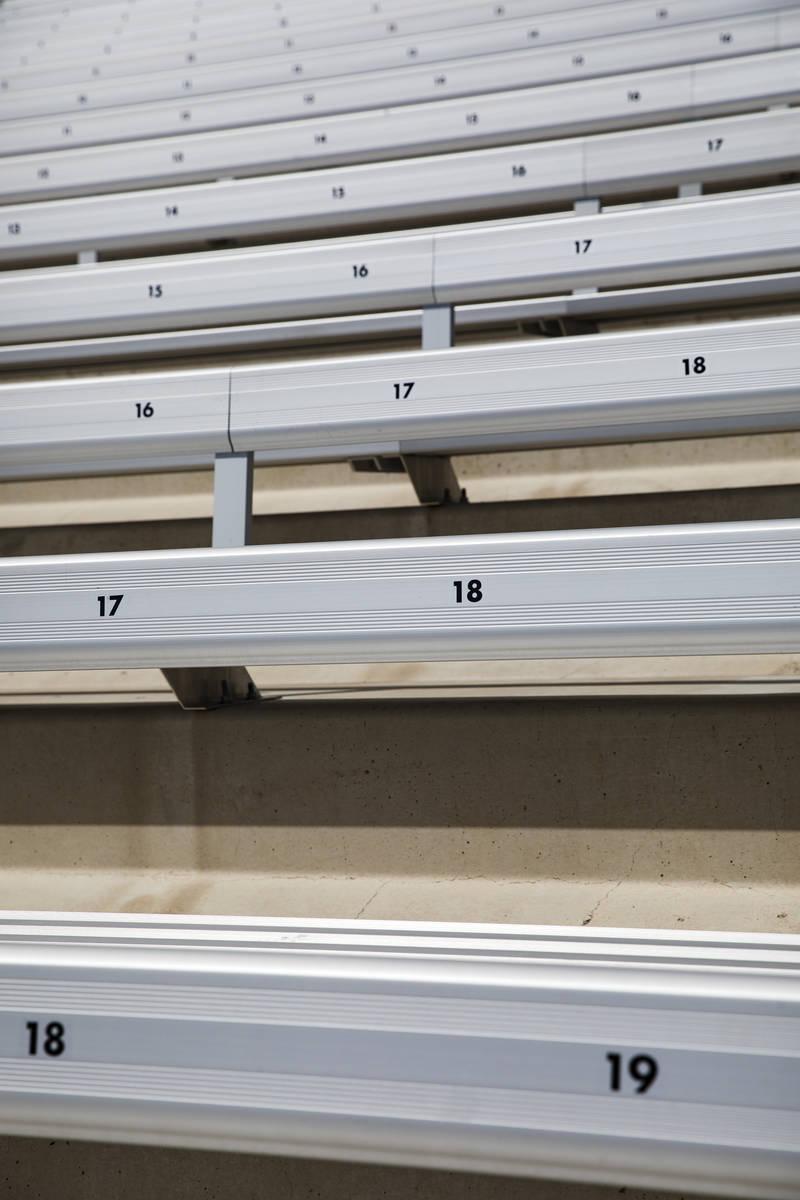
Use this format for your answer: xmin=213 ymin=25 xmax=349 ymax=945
xmin=607 ymin=1052 xmax=658 ymax=1093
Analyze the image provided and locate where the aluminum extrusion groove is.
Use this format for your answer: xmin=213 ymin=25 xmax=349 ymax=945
xmin=0 ymin=913 xmax=797 ymax=1197
xmin=1 ymin=316 xmax=799 ymax=479
xmin=2 ymin=108 xmax=798 ymax=263
xmin=1 ymin=49 xmax=797 ymax=204
xmin=2 ymin=190 xmax=798 ymax=343
xmin=1 ymin=520 xmax=800 ymax=670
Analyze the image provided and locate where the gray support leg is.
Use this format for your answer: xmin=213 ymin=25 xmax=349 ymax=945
xmin=163 ymin=451 xmax=261 ymax=709
xmin=679 ymin=182 xmax=703 ymax=198
xmin=161 ymin=665 xmax=260 ymax=710
xmin=421 ymin=304 xmax=454 ymax=350
xmin=401 ymin=454 xmax=465 ymax=505
xmin=212 ymin=451 xmax=254 ymax=549
xmin=77 ymin=250 xmax=97 ymax=264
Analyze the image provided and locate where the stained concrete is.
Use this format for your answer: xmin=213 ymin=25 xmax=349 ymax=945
xmin=0 ymin=1136 xmax=715 ymax=1200
xmin=2 ymin=483 xmax=800 ymax=559
xmin=1 ymin=697 xmax=797 ymax=928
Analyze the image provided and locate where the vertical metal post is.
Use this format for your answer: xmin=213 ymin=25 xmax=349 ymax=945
xmin=421 ymin=304 xmax=454 ymax=350
xmin=212 ymin=451 xmax=254 ymax=549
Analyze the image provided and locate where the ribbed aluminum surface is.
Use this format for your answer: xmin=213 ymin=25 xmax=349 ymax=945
xmin=2 ymin=13 xmax=794 ymax=156
xmin=3 ymin=0 xmax=791 ymax=93
xmin=2 ymin=49 xmax=797 ymax=203
xmin=1 ymin=520 xmax=800 ymax=669
xmin=0 ymin=913 xmax=796 ymax=1196
xmin=1 ymin=316 xmax=798 ymax=477
xmin=2 ymin=191 xmax=798 ymax=342
xmin=2 ymin=108 xmax=797 ymax=262
xmin=4 ymin=8 xmax=796 ymax=124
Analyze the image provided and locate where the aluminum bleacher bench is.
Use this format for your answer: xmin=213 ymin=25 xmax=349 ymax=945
xmin=1 ymin=518 xmax=800 ymax=669
xmin=2 ymin=107 xmax=797 ymax=264
xmin=5 ymin=3 xmax=799 ymax=118
xmin=2 ymin=15 xmax=798 ymax=156
xmin=3 ymin=0 xmax=791 ymax=79
xmin=0 ymin=913 xmax=796 ymax=1198
xmin=1 ymin=188 xmax=796 ymax=345
xmin=2 ymin=47 xmax=796 ymax=204
xmin=3 ymin=271 xmax=799 ymax=368
xmin=0 ymin=315 xmax=798 ymax=479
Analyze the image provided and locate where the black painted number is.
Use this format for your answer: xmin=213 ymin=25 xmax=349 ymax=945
xmin=26 ymin=1021 xmax=65 ymax=1057
xmin=393 ymin=381 xmax=414 ymax=398
xmin=165 ymin=205 xmax=179 ymax=217
xmin=682 ymin=355 xmax=706 ymax=375
xmin=135 ymin=402 xmax=154 ymax=418
xmin=511 ymin=164 xmax=527 ymax=177
xmin=148 ymin=284 xmax=163 ymax=298
xmin=352 ymin=263 xmax=368 ymax=277
xmin=7 ymin=223 xmax=20 ymax=235
xmin=453 ymin=579 xmax=483 ymax=603
xmin=574 ymin=238 xmax=592 ymax=254
xmin=607 ymin=1052 xmax=658 ymax=1094
xmin=707 ymin=137 xmax=723 ymax=152
xmin=97 ymin=594 xmax=124 ymax=617
xmin=332 ymin=186 xmax=345 ymax=199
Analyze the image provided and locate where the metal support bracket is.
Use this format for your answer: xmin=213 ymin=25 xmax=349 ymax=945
xmin=162 ymin=665 xmax=261 ymax=710
xmin=349 ymin=453 xmax=466 ymax=504
xmin=519 ymin=316 xmax=599 ymax=337
xmin=162 ymin=451 xmax=261 ymax=709
xmin=401 ymin=453 xmax=466 ymax=505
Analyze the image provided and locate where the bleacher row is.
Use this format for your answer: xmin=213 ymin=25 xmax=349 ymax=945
xmin=3 ymin=47 xmax=800 ymax=202
xmin=0 ymin=0 xmax=799 ymax=1194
